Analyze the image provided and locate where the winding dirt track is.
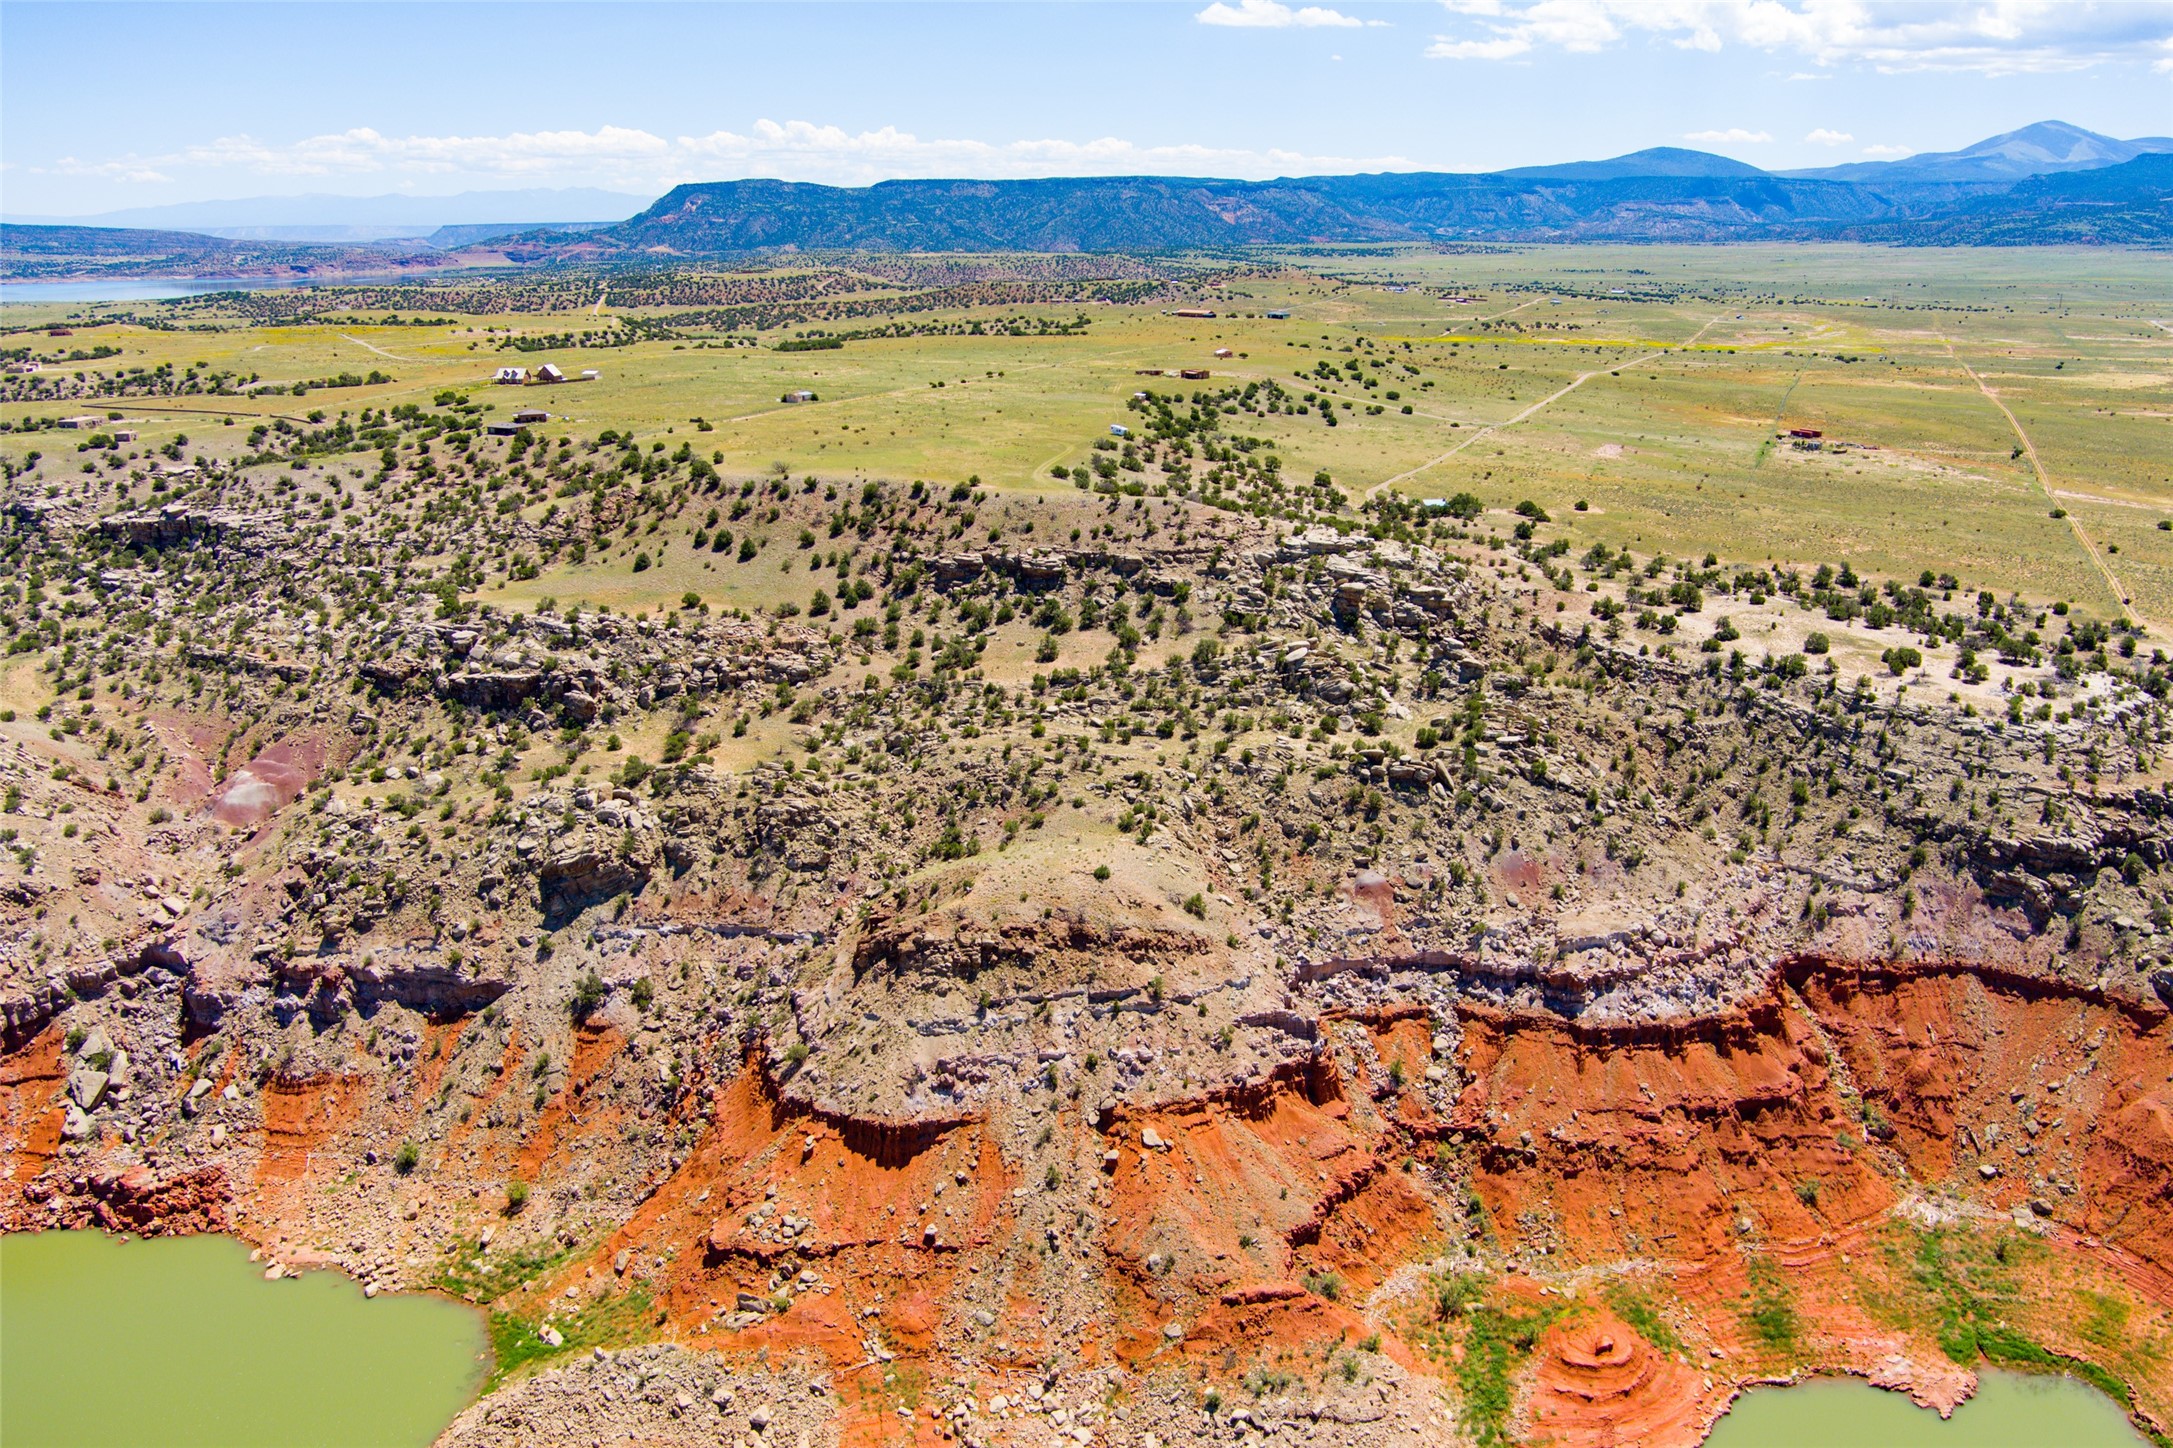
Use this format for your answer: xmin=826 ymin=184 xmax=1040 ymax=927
xmin=1942 ymin=333 xmax=2136 ymax=625
xmin=335 ymin=331 xmax=417 ymax=363
xmin=1368 ymin=315 xmax=1722 ymax=500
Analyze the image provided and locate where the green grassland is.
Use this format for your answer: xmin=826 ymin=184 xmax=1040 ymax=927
xmin=4 ymin=244 xmax=2166 ymax=624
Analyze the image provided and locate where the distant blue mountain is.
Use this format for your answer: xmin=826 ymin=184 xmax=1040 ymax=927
xmin=546 ymin=168 xmax=1958 ymax=253
xmin=1835 ymin=154 xmax=2173 ymax=245
xmin=1498 ymin=147 xmax=1768 ymax=181
xmin=6 ymin=122 xmax=2168 ymax=281
xmin=1786 ymin=120 xmax=2173 ymax=184
xmin=545 ymin=121 xmax=2167 ymax=253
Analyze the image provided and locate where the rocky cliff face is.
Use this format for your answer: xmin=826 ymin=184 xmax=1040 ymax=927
xmin=7 ymin=474 xmax=2173 ymax=1448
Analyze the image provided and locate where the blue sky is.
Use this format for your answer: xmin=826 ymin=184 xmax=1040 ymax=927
xmin=4 ymin=1 xmax=2169 ymax=214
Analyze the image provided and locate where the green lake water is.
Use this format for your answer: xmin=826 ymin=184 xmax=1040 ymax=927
xmin=2 ymin=1230 xmax=2149 ymax=1448
xmin=1 ymin=1231 xmax=489 ymax=1448
xmin=1705 ymin=1367 xmax=2146 ymax=1447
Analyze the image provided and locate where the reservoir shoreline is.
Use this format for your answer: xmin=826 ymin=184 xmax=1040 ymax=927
xmin=0 ymin=1228 xmax=490 ymax=1448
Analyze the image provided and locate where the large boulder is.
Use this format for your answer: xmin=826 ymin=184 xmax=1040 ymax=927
xmin=346 ymin=951 xmax=514 ymax=1018
xmin=536 ymin=819 xmax=659 ymax=920
xmin=67 ymin=1068 xmax=110 ymax=1111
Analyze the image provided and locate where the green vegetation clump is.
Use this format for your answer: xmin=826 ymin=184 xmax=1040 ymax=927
xmin=1866 ymin=1226 xmax=2145 ymax=1418
xmin=435 ymin=1236 xmax=573 ymax=1305
xmin=1406 ymin=1271 xmax=1566 ymax=1448
xmin=484 ymin=1285 xmax=655 ymax=1391
xmin=1604 ymin=1282 xmax=1682 ymax=1355
xmin=1740 ymin=1255 xmax=1801 ymax=1355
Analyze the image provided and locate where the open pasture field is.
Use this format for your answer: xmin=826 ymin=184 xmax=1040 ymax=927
xmin=3 ymin=244 xmax=2166 ymax=623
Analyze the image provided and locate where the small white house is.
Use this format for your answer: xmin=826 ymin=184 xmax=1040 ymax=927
xmin=494 ymin=366 xmax=526 ymax=385
xmin=579 ymin=369 xmax=600 ymax=382
xmin=1109 ymin=424 xmax=1129 ymax=438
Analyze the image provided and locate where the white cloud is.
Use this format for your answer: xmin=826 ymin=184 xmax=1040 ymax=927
xmin=1426 ymin=32 xmax=1534 ymax=57
xmin=1805 ymin=128 xmax=1855 ymax=145
xmin=45 ymin=155 xmax=172 ymax=184
xmin=1196 ymin=0 xmax=1371 ymax=29
xmin=1861 ymin=143 xmax=1915 ymax=157
xmin=49 ymin=155 xmax=174 ymax=183
xmin=57 ymin=125 xmax=681 ymax=181
xmin=1426 ymin=0 xmax=2173 ymax=76
xmin=1685 ymin=128 xmax=1773 ymax=144
xmin=1515 ymin=0 xmax=1623 ymax=51
xmin=34 ymin=122 xmax=1415 ymax=191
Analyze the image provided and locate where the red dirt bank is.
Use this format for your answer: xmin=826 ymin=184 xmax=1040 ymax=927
xmin=6 ymin=960 xmax=2172 ymax=1447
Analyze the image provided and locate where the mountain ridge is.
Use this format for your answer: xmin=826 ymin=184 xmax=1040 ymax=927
xmin=1497 ymin=146 xmax=1769 ymax=181
xmin=5 ymin=121 xmax=2167 ymax=280
xmin=1785 ymin=119 xmax=2173 ymax=184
